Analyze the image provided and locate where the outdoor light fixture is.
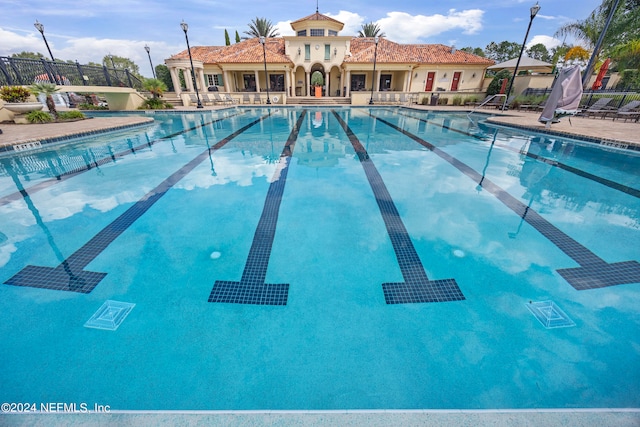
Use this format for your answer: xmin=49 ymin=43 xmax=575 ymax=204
xmin=34 ymin=19 xmax=60 ymax=85
xmin=298 ymin=47 xmax=301 ymax=55
xmin=369 ymin=36 xmax=379 ymax=105
xmin=181 ymin=20 xmax=203 ymax=109
xmin=144 ymin=45 xmax=156 ymax=79
xmin=502 ymin=1 xmax=540 ymax=110
xmin=260 ymin=36 xmax=271 ymax=105
xmin=334 ymin=47 xmax=337 ymax=56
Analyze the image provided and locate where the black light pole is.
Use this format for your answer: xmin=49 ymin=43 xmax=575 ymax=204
xmin=144 ymin=45 xmax=156 ymax=79
xmin=369 ymin=36 xmax=379 ymax=105
xmin=259 ymin=36 xmax=271 ymax=105
xmin=181 ymin=20 xmax=203 ymax=109
xmin=34 ymin=20 xmax=60 ymax=85
xmin=501 ymin=2 xmax=540 ymax=111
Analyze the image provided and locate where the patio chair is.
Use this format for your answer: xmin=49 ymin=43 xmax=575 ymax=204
xmin=213 ymin=92 xmax=231 ymax=105
xmin=200 ymin=94 xmax=218 ymax=105
xmin=223 ymin=93 xmax=238 ymax=104
xmin=253 ymin=93 xmax=262 ymax=104
xmin=610 ymin=100 xmax=640 ymax=121
xmin=242 ymin=93 xmax=251 ymax=104
xmin=577 ymin=97 xmax=614 ymax=118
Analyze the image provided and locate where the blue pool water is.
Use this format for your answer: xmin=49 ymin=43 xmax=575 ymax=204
xmin=0 ymin=107 xmax=638 ymax=410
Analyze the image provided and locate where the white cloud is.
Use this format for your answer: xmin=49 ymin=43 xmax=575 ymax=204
xmin=377 ymin=9 xmax=484 ymax=43
xmin=527 ymin=35 xmax=562 ymax=50
xmin=326 ymin=11 xmax=365 ymax=36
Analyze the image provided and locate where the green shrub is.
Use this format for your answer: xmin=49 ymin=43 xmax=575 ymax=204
xmin=58 ymin=110 xmax=86 ymax=120
xmin=77 ymin=103 xmax=108 ymax=110
xmin=452 ymin=96 xmax=463 ymax=106
xmin=0 ymin=86 xmax=32 ymax=103
xmin=464 ymin=96 xmax=479 ymax=105
xmin=26 ymin=110 xmax=53 ymax=123
xmin=138 ymin=98 xmax=174 ymax=109
xmin=437 ymin=97 xmax=449 ymax=105
xmin=487 ymin=70 xmax=512 ymax=96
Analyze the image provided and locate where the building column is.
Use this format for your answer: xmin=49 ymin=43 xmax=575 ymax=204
xmin=285 ymin=69 xmax=291 ymax=97
xmin=305 ymin=71 xmax=310 ymax=96
xmin=345 ymin=70 xmax=351 ymax=97
xmin=222 ymin=70 xmax=231 ymax=92
xmin=169 ymin=67 xmax=182 ymax=95
xmin=325 ymin=71 xmax=330 ymax=96
xmin=374 ymin=70 xmax=380 ymax=91
xmin=254 ymin=70 xmax=261 ymax=92
xmin=185 ymin=68 xmax=194 ymax=92
xmin=197 ymin=68 xmax=206 ymax=91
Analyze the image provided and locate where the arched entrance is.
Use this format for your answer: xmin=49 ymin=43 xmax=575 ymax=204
xmin=310 ymin=63 xmax=325 ymax=96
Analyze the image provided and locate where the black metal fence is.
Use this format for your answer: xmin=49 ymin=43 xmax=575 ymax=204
xmin=523 ymin=87 xmax=640 ymax=108
xmin=0 ymin=56 xmax=143 ymax=90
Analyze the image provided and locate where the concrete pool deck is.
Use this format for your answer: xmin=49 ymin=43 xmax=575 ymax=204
xmin=0 ymin=105 xmax=639 ymax=152
xmin=0 ymin=106 xmax=638 ymax=425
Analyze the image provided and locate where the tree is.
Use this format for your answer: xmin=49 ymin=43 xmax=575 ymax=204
xmin=527 ymin=43 xmax=551 ymax=62
xmin=610 ymin=38 xmax=640 ymax=69
xmin=358 ymin=22 xmax=386 ymax=38
xmin=155 ymin=64 xmax=174 ymax=91
xmin=460 ymin=47 xmax=485 ymax=57
xmin=30 ymin=82 xmax=59 ymax=119
xmin=486 ymin=69 xmax=512 ymax=96
xmin=243 ymin=17 xmax=279 ymax=39
xmin=224 ymin=29 xmax=231 ymax=46
xmin=235 ymin=30 xmax=241 ymax=43
xmin=485 ymin=41 xmax=521 ymax=62
xmin=11 ymin=51 xmax=45 ymax=59
xmin=565 ymin=46 xmax=591 ymax=61
xmin=142 ymin=78 xmax=168 ymax=98
xmin=102 ymin=55 xmax=141 ymax=78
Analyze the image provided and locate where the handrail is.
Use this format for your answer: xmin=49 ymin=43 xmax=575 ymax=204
xmin=467 ymin=94 xmax=506 ymax=120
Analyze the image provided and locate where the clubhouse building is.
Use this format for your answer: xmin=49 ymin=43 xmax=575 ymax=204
xmin=165 ymin=10 xmax=495 ymax=105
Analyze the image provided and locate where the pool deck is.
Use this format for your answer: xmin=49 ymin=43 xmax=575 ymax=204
xmin=0 ymin=106 xmax=638 ymax=426
xmin=0 ymin=105 xmax=638 ymax=153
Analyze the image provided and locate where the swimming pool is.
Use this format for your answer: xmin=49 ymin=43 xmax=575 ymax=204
xmin=0 ymin=107 xmax=638 ymax=410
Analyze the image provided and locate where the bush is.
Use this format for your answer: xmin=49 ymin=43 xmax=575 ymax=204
xmin=437 ymin=97 xmax=449 ymax=105
xmin=58 ymin=110 xmax=86 ymax=120
xmin=464 ymin=96 xmax=479 ymax=105
xmin=26 ymin=110 xmax=53 ymax=123
xmin=452 ymin=96 xmax=463 ymax=106
xmin=0 ymin=86 xmax=32 ymax=103
xmin=138 ymin=98 xmax=174 ymax=109
xmin=77 ymin=103 xmax=108 ymax=110
xmin=487 ymin=70 xmax=512 ymax=96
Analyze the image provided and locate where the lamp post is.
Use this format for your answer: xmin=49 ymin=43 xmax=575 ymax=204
xmin=501 ymin=2 xmax=540 ymax=111
xmin=108 ymin=53 xmax=119 ymax=83
xmin=144 ymin=45 xmax=156 ymax=79
xmin=369 ymin=36 xmax=379 ymax=105
xmin=34 ymin=20 xmax=60 ymax=85
xmin=259 ymin=36 xmax=271 ymax=105
xmin=181 ymin=20 xmax=203 ymax=109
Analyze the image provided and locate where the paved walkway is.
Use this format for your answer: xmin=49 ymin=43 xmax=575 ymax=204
xmin=0 ymin=106 xmax=638 ymax=152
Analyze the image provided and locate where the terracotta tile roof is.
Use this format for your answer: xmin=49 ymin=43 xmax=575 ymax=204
xmin=290 ymin=12 xmax=344 ymax=26
xmin=168 ymin=38 xmax=292 ymax=65
xmin=345 ymin=38 xmax=494 ymax=65
xmin=167 ymin=37 xmax=493 ymax=67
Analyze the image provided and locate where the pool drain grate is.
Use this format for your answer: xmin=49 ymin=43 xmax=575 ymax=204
xmin=84 ymin=300 xmax=135 ymax=331
xmin=526 ymin=301 xmax=575 ymax=329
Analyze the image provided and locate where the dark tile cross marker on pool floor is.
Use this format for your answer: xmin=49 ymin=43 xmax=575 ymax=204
xmin=373 ymin=114 xmax=640 ymax=291
xmin=332 ymin=110 xmax=465 ymax=305
xmin=208 ymin=110 xmax=308 ymax=305
xmin=4 ymin=114 xmax=267 ymax=293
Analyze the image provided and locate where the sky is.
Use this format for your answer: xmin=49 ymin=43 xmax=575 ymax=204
xmin=0 ymin=0 xmax=605 ymax=78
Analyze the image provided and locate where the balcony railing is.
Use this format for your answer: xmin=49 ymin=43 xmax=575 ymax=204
xmin=0 ymin=56 xmax=143 ymax=90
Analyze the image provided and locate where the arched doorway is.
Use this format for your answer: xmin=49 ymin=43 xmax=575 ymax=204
xmin=310 ymin=63 xmax=325 ymax=96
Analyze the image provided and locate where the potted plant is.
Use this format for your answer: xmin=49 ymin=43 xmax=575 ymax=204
xmin=0 ymin=85 xmax=43 ymax=123
xmin=311 ymin=71 xmax=324 ymax=98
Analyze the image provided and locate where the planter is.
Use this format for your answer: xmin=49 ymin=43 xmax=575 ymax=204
xmin=4 ymin=102 xmax=44 ymax=114
xmin=315 ymin=86 xmax=322 ymax=98
xmin=3 ymin=102 xmax=44 ymax=124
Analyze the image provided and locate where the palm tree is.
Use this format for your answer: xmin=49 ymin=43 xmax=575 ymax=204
xmin=30 ymin=82 xmax=59 ymax=119
xmin=243 ymin=17 xmax=280 ymax=39
xmin=358 ymin=22 xmax=385 ymax=38
xmin=143 ymin=78 xmax=168 ymax=98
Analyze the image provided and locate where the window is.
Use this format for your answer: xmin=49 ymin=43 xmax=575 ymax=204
xmin=206 ymin=74 xmax=224 ymax=87
xmin=310 ymin=28 xmax=324 ymax=36
xmin=269 ymin=74 xmax=284 ymax=91
xmin=328 ymin=30 xmax=338 ymax=36
xmin=380 ymin=74 xmax=391 ymax=91
xmin=243 ymin=74 xmax=256 ymax=91
xmin=297 ymin=30 xmax=307 ymax=37
xmin=350 ymin=74 xmax=366 ymax=91
xmin=305 ymin=44 xmax=311 ymax=61
xmin=324 ymin=45 xmax=331 ymax=61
